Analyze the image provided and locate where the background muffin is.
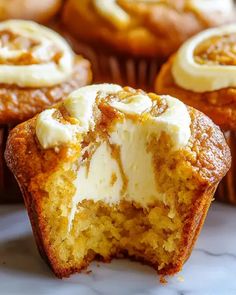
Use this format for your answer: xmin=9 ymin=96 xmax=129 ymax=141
xmin=62 ymin=0 xmax=235 ymax=90
xmin=156 ymin=24 xmax=236 ymax=204
xmin=0 ymin=0 xmax=62 ymax=24
xmin=5 ymin=84 xmax=230 ymax=278
xmin=0 ymin=19 xmax=92 ymax=203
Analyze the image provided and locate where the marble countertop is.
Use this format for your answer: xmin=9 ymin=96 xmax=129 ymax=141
xmin=0 ymin=203 xmax=236 ymax=295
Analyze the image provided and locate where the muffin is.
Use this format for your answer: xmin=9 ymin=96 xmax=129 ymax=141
xmin=62 ymin=0 xmax=235 ymax=90
xmin=0 ymin=0 xmax=62 ymax=24
xmin=5 ymin=84 xmax=230 ymax=278
xmin=0 ymin=19 xmax=92 ymax=203
xmin=156 ymin=24 xmax=236 ymax=204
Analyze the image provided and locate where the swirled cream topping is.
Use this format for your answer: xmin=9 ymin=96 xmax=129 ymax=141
xmin=0 ymin=20 xmax=74 ymax=87
xmin=64 ymin=84 xmax=122 ymax=130
xmin=109 ymin=94 xmax=152 ymax=114
xmin=93 ymin=0 xmax=130 ymax=29
xmin=36 ymin=84 xmax=123 ymax=149
xmin=172 ymin=25 xmax=236 ymax=93
xmin=36 ymin=83 xmax=191 ymax=150
xmin=36 ymin=109 xmax=77 ymax=149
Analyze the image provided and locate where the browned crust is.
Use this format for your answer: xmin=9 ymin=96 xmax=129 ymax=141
xmin=0 ymin=55 xmax=92 ymax=125
xmin=155 ymin=56 xmax=236 ymax=131
xmin=4 ymin=102 xmax=231 ymax=278
xmin=62 ymin=0 xmax=235 ymax=58
xmin=159 ymin=185 xmax=216 ymax=275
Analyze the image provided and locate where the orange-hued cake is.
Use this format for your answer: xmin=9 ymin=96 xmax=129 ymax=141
xmin=5 ymin=84 xmax=230 ymax=278
xmin=0 ymin=19 xmax=91 ymax=203
xmin=155 ymin=24 xmax=236 ymax=204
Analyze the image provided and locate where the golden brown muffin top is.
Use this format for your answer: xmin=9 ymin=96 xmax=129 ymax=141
xmin=0 ymin=56 xmax=91 ymax=125
xmin=0 ymin=20 xmax=76 ymax=88
xmin=5 ymin=84 xmax=231 ymax=195
xmin=156 ymin=25 xmax=236 ymax=130
xmin=62 ymin=0 xmax=235 ymax=57
xmin=0 ymin=20 xmax=92 ymax=125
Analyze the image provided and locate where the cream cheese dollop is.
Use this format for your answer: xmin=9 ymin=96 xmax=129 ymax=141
xmin=0 ymin=20 xmax=74 ymax=87
xmin=68 ymin=91 xmax=191 ymax=229
xmin=64 ymin=84 xmax=122 ymax=131
xmin=109 ymin=94 xmax=153 ymax=115
xmin=172 ymin=25 xmax=236 ymax=93
xmin=36 ymin=84 xmax=122 ymax=149
xmin=36 ymin=109 xmax=77 ymax=149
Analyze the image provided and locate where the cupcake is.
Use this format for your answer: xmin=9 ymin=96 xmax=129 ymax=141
xmin=5 ymin=84 xmax=230 ymax=278
xmin=0 ymin=0 xmax=62 ymax=24
xmin=0 ymin=19 xmax=92 ymax=203
xmin=156 ymin=24 xmax=236 ymax=204
xmin=62 ymin=0 xmax=235 ymax=91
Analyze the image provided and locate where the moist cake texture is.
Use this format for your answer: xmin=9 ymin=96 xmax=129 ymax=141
xmin=5 ymin=84 xmax=231 ymax=278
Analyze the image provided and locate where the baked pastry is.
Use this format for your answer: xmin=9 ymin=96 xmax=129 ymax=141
xmin=156 ymin=24 xmax=236 ymax=204
xmin=5 ymin=84 xmax=230 ymax=278
xmin=62 ymin=0 xmax=235 ymax=90
xmin=0 ymin=19 xmax=91 ymax=203
xmin=0 ymin=0 xmax=62 ymax=24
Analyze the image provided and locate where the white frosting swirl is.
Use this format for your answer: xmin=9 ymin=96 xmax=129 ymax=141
xmin=36 ymin=109 xmax=76 ymax=149
xmin=36 ymin=84 xmax=191 ymax=150
xmin=64 ymin=84 xmax=122 ymax=131
xmin=109 ymin=94 xmax=153 ymax=115
xmin=0 ymin=20 xmax=74 ymax=87
xmin=172 ymin=25 xmax=236 ymax=93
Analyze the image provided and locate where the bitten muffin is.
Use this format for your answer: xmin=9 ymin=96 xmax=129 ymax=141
xmin=62 ymin=0 xmax=235 ymax=90
xmin=156 ymin=24 xmax=236 ymax=204
xmin=0 ymin=0 xmax=62 ymax=24
xmin=5 ymin=84 xmax=230 ymax=278
xmin=0 ymin=19 xmax=92 ymax=203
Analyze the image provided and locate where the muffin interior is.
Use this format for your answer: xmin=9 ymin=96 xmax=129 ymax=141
xmin=39 ymin=105 xmax=200 ymax=274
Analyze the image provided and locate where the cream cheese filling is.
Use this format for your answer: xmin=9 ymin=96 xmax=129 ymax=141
xmin=0 ymin=20 xmax=74 ymax=87
xmin=34 ymin=84 xmax=191 ymax=230
xmin=72 ymin=94 xmax=190 ymax=208
xmin=64 ymin=86 xmax=190 ymax=229
xmin=68 ymin=94 xmax=190 ymax=229
xmin=172 ymin=25 xmax=236 ymax=93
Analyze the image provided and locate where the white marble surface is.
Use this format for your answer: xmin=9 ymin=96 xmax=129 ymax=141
xmin=0 ymin=203 xmax=236 ymax=295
